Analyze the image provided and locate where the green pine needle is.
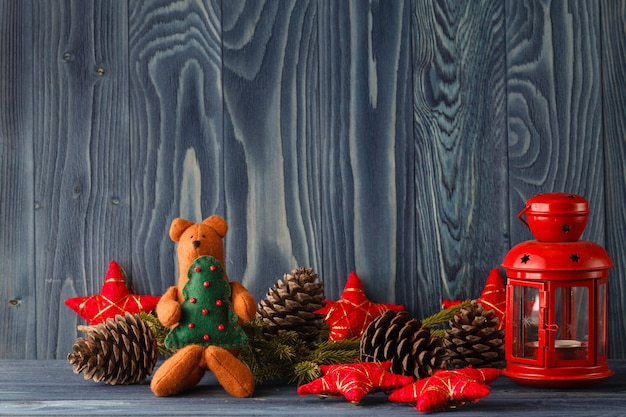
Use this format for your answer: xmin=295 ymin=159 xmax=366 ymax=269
xmin=291 ymin=338 xmax=360 ymax=385
xmin=139 ymin=312 xmax=173 ymax=356
xmin=238 ymin=319 xmax=361 ymax=385
xmin=421 ymin=299 xmax=472 ymax=330
xmin=239 ymin=320 xmax=311 ymax=384
xmin=292 ymin=361 xmax=322 ymax=385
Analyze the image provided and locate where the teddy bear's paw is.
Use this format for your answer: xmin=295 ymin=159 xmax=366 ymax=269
xmin=230 ymin=282 xmax=257 ymax=322
xmin=205 ymin=346 xmax=255 ymax=398
xmin=155 ymin=287 xmax=182 ymax=327
xmin=150 ymin=345 xmax=205 ymax=397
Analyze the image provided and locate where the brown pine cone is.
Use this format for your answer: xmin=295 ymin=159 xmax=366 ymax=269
xmin=67 ymin=312 xmax=158 ymax=385
xmin=257 ymin=267 xmax=325 ymax=343
xmin=360 ymin=310 xmax=447 ymax=379
xmin=444 ymin=300 xmax=505 ymax=368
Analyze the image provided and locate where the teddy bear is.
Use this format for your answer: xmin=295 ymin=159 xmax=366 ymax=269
xmin=150 ymin=215 xmax=257 ymax=398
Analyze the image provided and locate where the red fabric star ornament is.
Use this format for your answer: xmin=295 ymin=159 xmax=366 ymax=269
xmin=477 ymin=268 xmax=506 ymax=330
xmin=389 ymin=367 xmax=501 ymax=413
xmin=314 ymin=271 xmax=404 ymax=341
xmin=65 ymin=260 xmax=161 ymax=325
xmin=297 ymin=360 xmax=414 ymax=404
xmin=441 ymin=268 xmax=506 ymax=330
xmin=441 ymin=299 xmax=463 ymax=309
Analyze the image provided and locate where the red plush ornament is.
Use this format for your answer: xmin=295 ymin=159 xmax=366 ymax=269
xmin=65 ymin=261 xmax=161 ymax=325
xmin=297 ymin=360 xmax=414 ymax=404
xmin=314 ymin=271 xmax=404 ymax=341
xmin=389 ymin=367 xmax=501 ymax=413
xmin=477 ymin=268 xmax=506 ymax=330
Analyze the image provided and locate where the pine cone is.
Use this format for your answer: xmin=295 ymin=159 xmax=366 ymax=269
xmin=68 ymin=312 xmax=159 ymax=385
xmin=257 ymin=267 xmax=325 ymax=343
xmin=360 ymin=310 xmax=447 ymax=379
xmin=444 ymin=300 xmax=505 ymax=368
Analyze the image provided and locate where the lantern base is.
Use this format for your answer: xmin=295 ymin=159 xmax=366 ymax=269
xmin=503 ymin=362 xmax=614 ymax=388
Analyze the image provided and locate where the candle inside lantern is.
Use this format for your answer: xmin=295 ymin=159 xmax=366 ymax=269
xmin=555 ymin=340 xmax=587 ymax=361
xmin=526 ymin=340 xmax=587 ymax=362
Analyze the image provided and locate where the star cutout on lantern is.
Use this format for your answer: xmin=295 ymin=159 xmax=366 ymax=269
xmin=477 ymin=268 xmax=506 ymax=330
xmin=520 ymin=254 xmax=531 ymax=264
xmin=65 ymin=260 xmax=161 ymax=325
xmin=389 ymin=367 xmax=501 ymax=413
xmin=562 ymin=224 xmax=571 ymax=233
xmin=297 ymin=360 xmax=414 ymax=404
xmin=570 ymin=253 xmax=580 ymax=262
xmin=314 ymin=271 xmax=404 ymax=341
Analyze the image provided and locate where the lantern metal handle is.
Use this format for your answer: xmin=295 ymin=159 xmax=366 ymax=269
xmin=518 ymin=205 xmax=530 ymax=229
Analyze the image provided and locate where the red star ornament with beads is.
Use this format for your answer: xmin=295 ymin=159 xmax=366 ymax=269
xmin=314 ymin=271 xmax=404 ymax=341
xmin=389 ymin=367 xmax=501 ymax=413
xmin=64 ymin=260 xmax=161 ymax=325
xmin=297 ymin=360 xmax=414 ymax=404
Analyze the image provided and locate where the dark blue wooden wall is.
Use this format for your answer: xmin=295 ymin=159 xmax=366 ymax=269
xmin=1 ymin=0 xmax=625 ymax=360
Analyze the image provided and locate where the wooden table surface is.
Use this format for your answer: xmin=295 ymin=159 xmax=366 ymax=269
xmin=1 ymin=360 xmax=625 ymax=416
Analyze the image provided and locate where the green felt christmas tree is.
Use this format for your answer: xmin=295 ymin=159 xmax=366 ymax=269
xmin=164 ymin=256 xmax=248 ymax=350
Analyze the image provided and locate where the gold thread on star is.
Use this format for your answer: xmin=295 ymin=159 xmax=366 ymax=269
xmin=297 ymin=361 xmax=414 ymax=404
xmin=65 ymin=261 xmax=161 ymax=325
xmin=389 ymin=367 xmax=501 ymax=412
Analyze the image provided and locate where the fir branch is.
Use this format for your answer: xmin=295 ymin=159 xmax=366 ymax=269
xmin=239 ymin=320 xmax=309 ymax=384
xmin=308 ymin=339 xmax=360 ymax=364
xmin=291 ymin=339 xmax=360 ymax=385
xmin=239 ymin=319 xmax=361 ymax=385
xmin=421 ymin=300 xmax=472 ymax=330
xmin=139 ymin=312 xmax=172 ymax=356
xmin=429 ymin=328 xmax=449 ymax=339
xmin=292 ymin=361 xmax=322 ymax=386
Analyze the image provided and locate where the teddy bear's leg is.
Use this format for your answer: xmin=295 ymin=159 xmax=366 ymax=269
xmin=204 ymin=346 xmax=255 ymax=398
xmin=151 ymin=345 xmax=206 ymax=397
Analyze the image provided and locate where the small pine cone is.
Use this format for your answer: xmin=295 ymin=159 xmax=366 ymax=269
xmin=257 ymin=267 xmax=325 ymax=343
xmin=360 ymin=310 xmax=447 ymax=379
xmin=67 ymin=312 xmax=159 ymax=385
xmin=444 ymin=300 xmax=505 ymax=368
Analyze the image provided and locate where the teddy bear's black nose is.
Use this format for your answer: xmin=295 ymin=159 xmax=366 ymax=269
xmin=192 ymin=240 xmax=201 ymax=249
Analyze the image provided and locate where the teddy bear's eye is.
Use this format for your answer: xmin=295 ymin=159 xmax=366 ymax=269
xmin=201 ymin=234 xmax=206 ymax=239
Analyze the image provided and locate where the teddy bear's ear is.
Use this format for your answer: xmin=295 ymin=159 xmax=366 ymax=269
xmin=169 ymin=218 xmax=196 ymax=242
xmin=203 ymin=215 xmax=228 ymax=238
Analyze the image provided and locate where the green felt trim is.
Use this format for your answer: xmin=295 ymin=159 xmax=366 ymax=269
xmin=165 ymin=256 xmax=248 ymax=350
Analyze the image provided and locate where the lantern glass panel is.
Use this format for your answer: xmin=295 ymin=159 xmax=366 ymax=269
xmin=552 ymin=285 xmax=588 ymax=362
xmin=511 ymin=285 xmax=540 ymax=360
xmin=598 ymin=282 xmax=607 ymax=358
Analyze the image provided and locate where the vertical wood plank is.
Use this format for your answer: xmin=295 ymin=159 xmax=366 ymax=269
xmin=32 ymin=0 xmax=130 ymax=358
xmin=129 ymin=0 xmax=223 ymax=295
xmin=506 ymin=0 xmax=604 ymax=244
xmin=410 ymin=0 xmax=508 ymax=317
xmin=600 ymin=0 xmax=626 ymax=358
xmin=318 ymin=0 xmax=414 ymax=303
xmin=0 ymin=0 xmax=36 ymax=359
xmin=222 ymin=1 xmax=322 ymax=300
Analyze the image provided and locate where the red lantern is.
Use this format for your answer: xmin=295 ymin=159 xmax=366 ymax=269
xmin=502 ymin=193 xmax=613 ymax=388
